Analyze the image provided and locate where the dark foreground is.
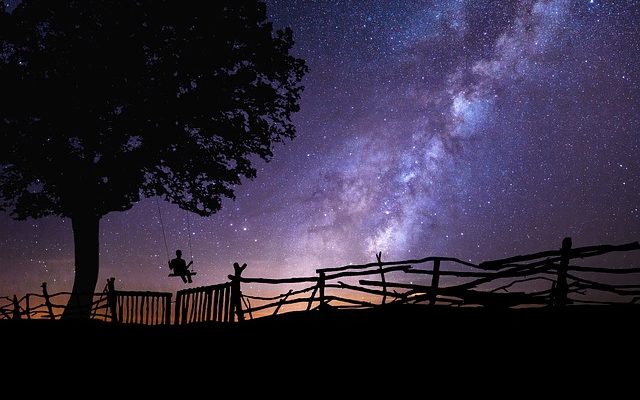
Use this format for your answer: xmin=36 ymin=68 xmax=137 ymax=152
xmin=3 ymin=305 xmax=639 ymax=351
xmin=2 ymin=305 xmax=639 ymax=384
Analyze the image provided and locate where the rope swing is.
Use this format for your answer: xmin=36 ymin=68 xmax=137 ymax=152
xmin=155 ymin=198 xmax=197 ymax=283
xmin=155 ymin=197 xmax=171 ymax=264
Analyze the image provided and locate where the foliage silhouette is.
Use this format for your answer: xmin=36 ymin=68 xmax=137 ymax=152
xmin=0 ymin=0 xmax=307 ymax=318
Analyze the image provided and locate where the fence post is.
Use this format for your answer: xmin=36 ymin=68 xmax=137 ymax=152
xmin=429 ymin=259 xmax=441 ymax=306
xmin=376 ymin=252 xmax=387 ymax=305
xmin=174 ymin=292 xmax=182 ymax=325
xmin=41 ymin=282 xmax=55 ymax=320
xmin=274 ymin=289 xmax=293 ymax=316
xmin=106 ymin=277 xmax=118 ymax=323
xmin=318 ymin=271 xmax=326 ymax=310
xmin=232 ymin=262 xmax=247 ymax=322
xmin=306 ymin=285 xmax=318 ymax=311
xmin=12 ymin=295 xmax=21 ymax=320
xmin=165 ymin=294 xmax=172 ymax=325
xmin=25 ymin=294 xmax=31 ymax=320
xmin=555 ymin=237 xmax=572 ymax=307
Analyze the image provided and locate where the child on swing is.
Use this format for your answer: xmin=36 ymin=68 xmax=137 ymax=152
xmin=169 ymin=249 xmax=193 ymax=283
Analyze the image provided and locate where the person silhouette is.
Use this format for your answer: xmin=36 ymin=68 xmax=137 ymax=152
xmin=169 ymin=249 xmax=193 ymax=283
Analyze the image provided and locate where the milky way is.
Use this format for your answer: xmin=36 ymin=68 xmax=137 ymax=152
xmin=1 ymin=0 xmax=638 ymax=294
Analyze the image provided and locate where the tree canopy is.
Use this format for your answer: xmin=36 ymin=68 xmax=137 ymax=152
xmin=0 ymin=0 xmax=307 ymax=317
xmin=0 ymin=0 xmax=307 ymax=220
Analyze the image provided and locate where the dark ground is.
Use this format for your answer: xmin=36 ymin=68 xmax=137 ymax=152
xmin=1 ymin=305 xmax=638 ymax=386
xmin=3 ymin=305 xmax=638 ymax=353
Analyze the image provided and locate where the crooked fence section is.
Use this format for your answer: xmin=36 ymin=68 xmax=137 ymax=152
xmin=230 ymin=238 xmax=640 ymax=319
xmin=0 ymin=282 xmax=112 ymax=321
xmin=2 ymin=238 xmax=639 ymax=325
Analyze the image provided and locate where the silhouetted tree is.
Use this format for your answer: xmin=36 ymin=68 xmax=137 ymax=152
xmin=0 ymin=0 xmax=307 ymax=318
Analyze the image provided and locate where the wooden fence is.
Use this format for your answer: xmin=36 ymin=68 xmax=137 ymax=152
xmin=0 ymin=282 xmax=112 ymax=321
xmin=0 ymin=278 xmax=233 ymax=325
xmin=107 ymin=279 xmax=172 ymax=325
xmin=229 ymin=238 xmax=640 ymax=318
xmin=174 ymin=282 xmax=233 ymax=325
xmin=2 ymin=238 xmax=639 ymax=324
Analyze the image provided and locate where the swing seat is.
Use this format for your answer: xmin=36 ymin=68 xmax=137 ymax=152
xmin=168 ymin=271 xmax=197 ymax=277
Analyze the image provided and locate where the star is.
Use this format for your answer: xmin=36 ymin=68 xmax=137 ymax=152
xmin=1 ymin=0 xmax=638 ymax=296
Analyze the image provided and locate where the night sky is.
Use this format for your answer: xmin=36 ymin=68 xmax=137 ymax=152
xmin=1 ymin=0 xmax=639 ymax=296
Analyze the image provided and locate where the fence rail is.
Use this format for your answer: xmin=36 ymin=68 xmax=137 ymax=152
xmin=227 ymin=237 xmax=640 ymax=317
xmin=2 ymin=237 xmax=639 ymax=325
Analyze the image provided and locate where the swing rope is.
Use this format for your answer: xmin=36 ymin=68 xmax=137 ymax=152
xmin=156 ymin=198 xmax=196 ymax=280
xmin=186 ymin=210 xmax=194 ymax=261
xmin=155 ymin=197 xmax=170 ymax=263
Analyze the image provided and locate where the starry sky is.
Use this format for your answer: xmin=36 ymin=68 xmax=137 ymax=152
xmin=1 ymin=0 xmax=639 ymax=296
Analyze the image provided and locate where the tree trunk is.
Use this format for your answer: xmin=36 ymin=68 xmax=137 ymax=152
xmin=62 ymin=212 xmax=100 ymax=319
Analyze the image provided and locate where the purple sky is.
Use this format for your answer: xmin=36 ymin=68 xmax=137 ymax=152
xmin=1 ymin=0 xmax=638 ymax=296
